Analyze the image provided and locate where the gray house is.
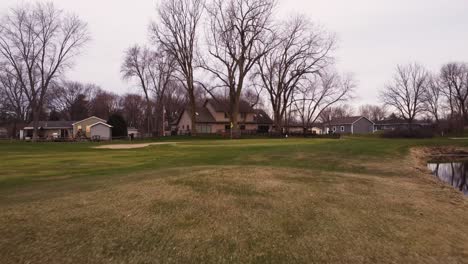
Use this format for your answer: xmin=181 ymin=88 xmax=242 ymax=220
xmin=324 ymin=116 xmax=375 ymax=134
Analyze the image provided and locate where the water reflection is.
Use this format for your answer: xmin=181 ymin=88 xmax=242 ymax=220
xmin=427 ymin=162 xmax=468 ymax=195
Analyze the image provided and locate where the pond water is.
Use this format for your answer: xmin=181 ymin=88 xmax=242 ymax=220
xmin=427 ymin=162 xmax=468 ymax=195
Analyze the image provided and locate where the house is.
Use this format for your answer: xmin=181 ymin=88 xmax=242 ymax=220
xmin=175 ymin=99 xmax=273 ymax=134
xmin=284 ymin=121 xmax=324 ymax=135
xmin=0 ymin=127 xmax=8 ymax=138
xmin=374 ymin=118 xmax=432 ymax=131
xmin=127 ymin=127 xmax=140 ymax=138
xmin=324 ymin=116 xmax=374 ymax=134
xmin=21 ymin=116 xmax=113 ymax=140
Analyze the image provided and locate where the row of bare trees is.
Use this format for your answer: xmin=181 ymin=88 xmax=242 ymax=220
xmin=0 ymin=2 xmax=90 ymax=140
xmin=380 ymin=62 xmax=468 ymax=132
xmin=122 ymin=0 xmax=354 ymax=135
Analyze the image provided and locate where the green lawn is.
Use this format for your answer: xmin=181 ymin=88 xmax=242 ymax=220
xmin=1 ymin=137 xmax=468 ymax=263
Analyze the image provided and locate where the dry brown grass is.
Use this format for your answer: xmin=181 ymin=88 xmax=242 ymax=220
xmin=1 ymin=164 xmax=468 ymax=263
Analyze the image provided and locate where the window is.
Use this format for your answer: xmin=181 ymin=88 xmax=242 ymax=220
xmin=196 ymin=125 xmax=212 ymax=134
xmin=187 ymin=125 xmax=190 ymax=131
xmin=224 ymin=112 xmax=229 ymax=118
xmin=86 ymin=126 xmax=91 ymax=133
xmin=340 ymin=126 xmax=345 ymax=132
xmin=240 ymin=125 xmax=246 ymax=130
xmin=225 ymin=124 xmax=231 ymax=131
xmin=332 ymin=126 xmax=336 ymax=132
xmin=77 ymin=125 xmax=82 ymax=131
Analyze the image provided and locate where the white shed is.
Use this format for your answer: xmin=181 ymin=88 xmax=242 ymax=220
xmin=90 ymin=122 xmax=112 ymax=140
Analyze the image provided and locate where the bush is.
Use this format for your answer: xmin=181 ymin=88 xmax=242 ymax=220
xmin=381 ymin=128 xmax=434 ymax=139
xmin=107 ymin=113 xmax=128 ymax=138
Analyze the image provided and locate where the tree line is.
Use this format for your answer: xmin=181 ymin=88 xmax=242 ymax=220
xmin=1 ymin=1 xmax=466 ymax=139
xmin=380 ymin=62 xmax=468 ymax=133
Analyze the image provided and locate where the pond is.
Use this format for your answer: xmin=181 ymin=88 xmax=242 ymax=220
xmin=427 ymin=161 xmax=468 ymax=195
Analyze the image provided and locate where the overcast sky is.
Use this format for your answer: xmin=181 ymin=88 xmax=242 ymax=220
xmin=1 ymin=0 xmax=467 ymax=106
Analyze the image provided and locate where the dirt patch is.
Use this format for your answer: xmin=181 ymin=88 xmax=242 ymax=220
xmin=94 ymin=142 xmax=176 ymax=149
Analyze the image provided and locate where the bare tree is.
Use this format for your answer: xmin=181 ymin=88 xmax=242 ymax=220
xmin=439 ymin=62 xmax=468 ymax=125
xmin=121 ymin=45 xmax=154 ymax=134
xmin=293 ymin=72 xmax=354 ymax=133
xmin=48 ymin=80 xmax=92 ymax=120
xmin=380 ymin=63 xmax=428 ymax=129
xmin=151 ymin=0 xmax=205 ymax=135
xmin=319 ymin=104 xmax=356 ymax=124
xmin=120 ymin=93 xmax=146 ymax=129
xmin=147 ymin=52 xmax=176 ymax=136
xmin=0 ymin=68 xmax=29 ymax=122
xmin=88 ymin=88 xmax=119 ymax=120
xmin=0 ymin=2 xmax=90 ymax=140
xmin=422 ymin=75 xmax=443 ymax=124
xmin=358 ymin=104 xmax=387 ymax=122
xmin=163 ymin=81 xmax=187 ymax=126
xmin=257 ymin=16 xmax=335 ymax=132
xmin=202 ymin=0 xmax=275 ymax=131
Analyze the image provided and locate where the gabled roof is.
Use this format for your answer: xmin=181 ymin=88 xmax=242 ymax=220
xmin=72 ymin=116 xmax=106 ymax=125
xmin=90 ymin=121 xmax=113 ymax=128
xmin=176 ymin=105 xmax=217 ymax=125
xmin=328 ymin=116 xmax=374 ymax=125
xmin=205 ymin=99 xmax=255 ymax=113
xmin=25 ymin=120 xmax=74 ymax=129
xmin=253 ymin=109 xmax=273 ymax=124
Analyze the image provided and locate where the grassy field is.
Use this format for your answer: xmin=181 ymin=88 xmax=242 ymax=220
xmin=1 ymin=137 xmax=468 ymax=263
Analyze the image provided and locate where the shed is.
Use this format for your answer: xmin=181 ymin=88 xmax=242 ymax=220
xmin=90 ymin=122 xmax=112 ymax=140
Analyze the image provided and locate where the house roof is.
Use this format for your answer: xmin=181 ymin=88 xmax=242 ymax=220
xmin=72 ymin=116 xmax=106 ymax=125
xmin=253 ymin=109 xmax=273 ymax=124
xmin=176 ymin=106 xmax=217 ymax=125
xmin=328 ymin=116 xmax=374 ymax=125
xmin=205 ymin=99 xmax=255 ymax=113
xmin=90 ymin=122 xmax=113 ymax=128
xmin=24 ymin=120 xmax=74 ymax=129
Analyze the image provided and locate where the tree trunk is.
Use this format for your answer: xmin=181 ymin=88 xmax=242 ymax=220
xmin=30 ymin=100 xmax=40 ymax=141
xmin=188 ymin=83 xmax=197 ymax=136
xmin=274 ymin=111 xmax=283 ymax=134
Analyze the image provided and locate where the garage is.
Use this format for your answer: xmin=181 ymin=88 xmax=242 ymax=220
xmin=90 ymin=122 xmax=112 ymax=141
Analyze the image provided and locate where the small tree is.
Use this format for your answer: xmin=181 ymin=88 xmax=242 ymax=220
xmin=107 ymin=113 xmax=128 ymax=138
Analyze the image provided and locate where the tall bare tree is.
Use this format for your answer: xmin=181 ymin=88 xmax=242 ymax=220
xmin=151 ymin=0 xmax=204 ymax=135
xmin=121 ymin=45 xmax=154 ymax=134
xmin=202 ymin=0 xmax=275 ymax=131
xmin=422 ymin=75 xmax=443 ymax=124
xmin=0 ymin=2 xmax=90 ymax=140
xmin=256 ymin=16 xmax=335 ymax=132
xmin=439 ymin=62 xmax=468 ymax=125
xmin=147 ymin=52 xmax=176 ymax=136
xmin=293 ymin=72 xmax=354 ymax=133
xmin=380 ymin=63 xmax=428 ymax=129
